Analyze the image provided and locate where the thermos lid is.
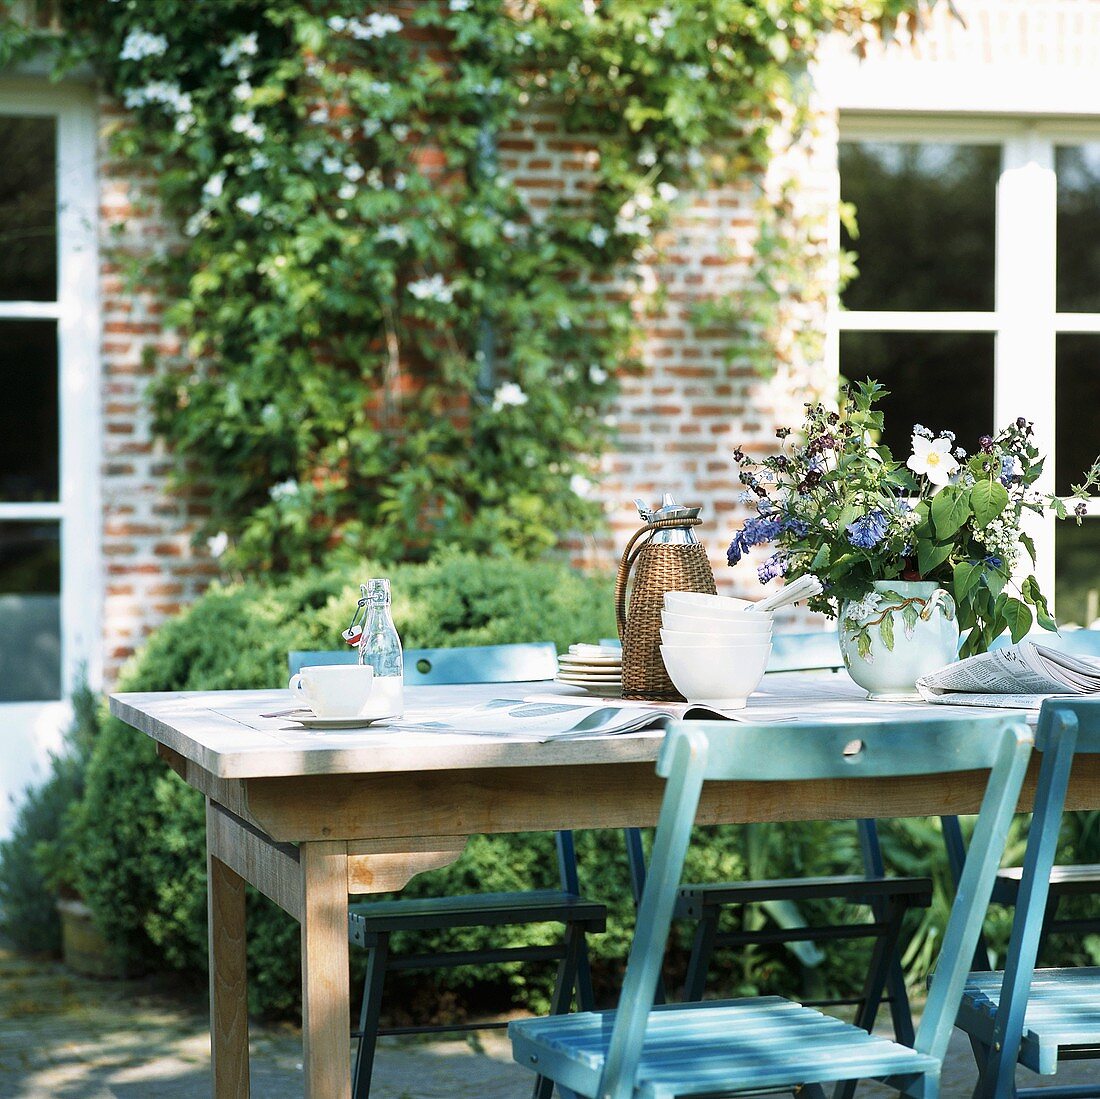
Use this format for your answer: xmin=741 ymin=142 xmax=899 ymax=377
xmin=636 ymin=492 xmax=701 ymax=524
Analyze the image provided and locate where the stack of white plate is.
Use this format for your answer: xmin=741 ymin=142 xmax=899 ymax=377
xmin=555 ymin=643 xmax=622 ymax=696
xmin=659 ymin=591 xmax=773 ymax=709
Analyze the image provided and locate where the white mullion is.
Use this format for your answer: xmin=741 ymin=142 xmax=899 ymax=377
xmin=55 ymin=91 xmax=102 ymax=694
xmin=1054 ymin=313 xmax=1100 ymax=334
xmin=837 ymin=311 xmax=999 ymax=333
xmin=996 ymin=130 xmax=1058 ymax=600
xmin=0 ymin=301 xmax=61 ymax=320
xmin=0 ymin=502 xmax=65 ymax=520
xmin=1065 ymin=498 xmax=1100 ymax=518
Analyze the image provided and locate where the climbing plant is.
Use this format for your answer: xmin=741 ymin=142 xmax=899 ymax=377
xmin=9 ymin=0 xmax=928 ymax=572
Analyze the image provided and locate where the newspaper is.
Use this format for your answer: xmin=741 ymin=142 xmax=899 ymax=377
xmin=389 ymin=696 xmax=737 ymax=742
xmin=916 ymin=641 xmax=1100 ymax=709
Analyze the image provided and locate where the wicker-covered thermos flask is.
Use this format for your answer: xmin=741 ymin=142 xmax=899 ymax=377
xmin=615 ymin=494 xmax=717 ymax=700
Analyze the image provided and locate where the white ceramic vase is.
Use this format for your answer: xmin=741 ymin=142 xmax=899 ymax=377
xmin=839 ymin=580 xmax=959 ymax=701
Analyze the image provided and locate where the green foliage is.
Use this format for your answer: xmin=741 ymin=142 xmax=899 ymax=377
xmin=0 ymin=683 xmax=100 ymax=953
xmin=19 ymin=0 xmax=926 ymax=574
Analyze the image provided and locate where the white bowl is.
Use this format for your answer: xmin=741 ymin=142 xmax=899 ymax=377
xmin=660 ymin=627 xmax=772 ymax=648
xmin=661 ymin=643 xmax=771 ymax=708
xmin=663 ymin=591 xmax=768 ymax=620
xmin=661 ymin=610 xmax=772 ymax=635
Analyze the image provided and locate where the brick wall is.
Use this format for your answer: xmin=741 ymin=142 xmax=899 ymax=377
xmin=97 ymin=95 xmax=218 ymax=682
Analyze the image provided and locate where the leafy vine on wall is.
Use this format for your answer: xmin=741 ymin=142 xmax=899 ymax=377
xmin=6 ymin=0 xmax=926 ymax=573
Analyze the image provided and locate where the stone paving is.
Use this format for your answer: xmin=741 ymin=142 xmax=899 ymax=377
xmin=2 ymin=944 xmax=1099 ymax=1097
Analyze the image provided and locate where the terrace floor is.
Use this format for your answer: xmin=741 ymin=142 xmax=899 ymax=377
xmin=1 ymin=943 xmax=1097 ymax=1097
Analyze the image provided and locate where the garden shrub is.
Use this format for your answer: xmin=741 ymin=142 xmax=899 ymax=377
xmin=0 ymin=683 xmax=100 ymax=954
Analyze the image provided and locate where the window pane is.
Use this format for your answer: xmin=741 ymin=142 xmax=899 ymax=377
xmin=1056 ymin=145 xmax=1100 ymax=313
xmin=0 ymin=115 xmax=56 ymax=302
xmin=1056 ymin=518 xmax=1100 ymax=628
xmin=839 ymin=331 xmax=995 ymax=459
xmin=0 ymin=521 xmax=60 ymax=701
xmin=839 ymin=142 xmax=998 ymax=312
xmin=1056 ymin=334 xmax=1100 ymax=494
xmin=0 ymin=320 xmax=58 ymax=502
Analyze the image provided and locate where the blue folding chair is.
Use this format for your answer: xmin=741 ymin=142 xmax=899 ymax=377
xmin=290 ymin=644 xmax=605 ymax=1099
xmin=679 ymin=631 xmax=931 ymax=1053
xmin=510 ymin=713 xmax=1031 ymax=1099
xmin=954 ymin=696 xmax=1100 ymax=1098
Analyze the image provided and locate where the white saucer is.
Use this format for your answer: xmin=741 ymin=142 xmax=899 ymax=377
xmin=286 ymin=714 xmax=397 ymax=729
xmin=554 ymin=679 xmax=623 ymax=698
xmin=559 ymin=654 xmax=622 ymax=668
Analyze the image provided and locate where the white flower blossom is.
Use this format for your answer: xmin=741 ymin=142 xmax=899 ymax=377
xmin=570 ymin=474 xmax=593 ymax=498
xmin=269 ymin=479 xmax=300 ymax=502
xmin=391 ymin=124 xmax=410 ymax=142
xmin=202 ymin=172 xmax=226 ymax=200
xmin=685 ymin=64 xmax=707 ymax=81
xmin=492 ymin=382 xmax=528 ymax=412
xmin=321 ymin=156 xmax=343 ymax=175
xmin=408 ymin=274 xmax=453 ymax=303
xmin=327 ymin=16 xmax=348 ymax=32
xmin=349 ymin=12 xmax=403 ymax=39
xmin=588 ymin=225 xmax=609 ymax=248
xmin=648 ymin=7 xmax=674 ymax=37
xmin=657 ymin=182 xmax=679 ymax=203
xmin=236 ymin=192 xmax=263 ymax=216
xmin=338 ymin=182 xmax=356 ymax=201
xmin=589 ymin=365 xmax=609 ymax=385
xmin=120 ymin=29 xmax=168 ymax=62
xmin=361 ymin=119 xmax=381 ymax=138
xmin=394 ymin=172 xmax=408 ymax=191
xmin=367 ymin=82 xmax=392 ymax=98
xmin=516 ymin=31 xmax=534 ymax=47
xmin=450 ymin=0 xmax=472 ymax=9
xmin=233 ymin=82 xmax=254 ymax=102
xmin=207 ymin=531 xmax=229 ymax=558
xmin=308 ymin=106 xmax=330 ymax=125
xmin=344 ymin=162 xmax=365 ymax=182
xmin=123 ymin=82 xmax=191 ymax=114
xmin=376 ymin=225 xmax=407 ymax=245
xmin=906 ymin=435 xmax=959 ymax=487
xmin=221 ymin=33 xmax=259 ymax=67
xmin=249 ymin=151 xmax=271 ymax=172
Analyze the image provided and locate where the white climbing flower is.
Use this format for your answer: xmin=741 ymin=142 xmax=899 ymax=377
xmin=408 ymin=274 xmax=453 ymax=304
xmin=587 ymin=225 xmax=609 ymax=248
xmin=202 ymin=173 xmax=226 ymax=200
xmin=207 ymin=531 xmax=229 ymax=558
xmin=589 ymin=365 xmax=609 ymax=385
xmin=570 ymin=474 xmax=593 ymax=498
xmin=492 ymin=382 xmax=528 ymax=412
xmin=120 ymin=29 xmax=168 ymax=62
xmin=236 ymin=192 xmax=263 ymax=216
xmin=269 ymin=479 xmax=300 ymax=502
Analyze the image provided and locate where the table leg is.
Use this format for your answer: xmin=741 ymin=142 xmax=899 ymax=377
xmin=207 ymin=800 xmax=250 ymax=1097
xmin=301 ymin=840 xmax=351 ymax=1099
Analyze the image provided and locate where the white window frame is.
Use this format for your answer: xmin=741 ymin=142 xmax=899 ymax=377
xmin=0 ymin=79 xmax=102 ymax=696
xmin=832 ymin=113 xmax=1100 ymax=606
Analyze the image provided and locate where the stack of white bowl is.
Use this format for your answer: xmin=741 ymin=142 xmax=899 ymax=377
xmin=659 ymin=591 xmax=773 ymax=709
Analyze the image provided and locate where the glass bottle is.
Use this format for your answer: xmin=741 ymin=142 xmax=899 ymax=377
xmin=358 ymin=578 xmax=404 ymax=718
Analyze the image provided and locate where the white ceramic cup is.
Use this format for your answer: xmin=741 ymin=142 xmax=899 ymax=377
xmin=288 ymin=664 xmax=375 ymax=718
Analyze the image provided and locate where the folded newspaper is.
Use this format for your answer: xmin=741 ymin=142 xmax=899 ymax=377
xmin=916 ymin=640 xmax=1100 ymax=709
xmin=389 ymin=697 xmax=735 ymax=743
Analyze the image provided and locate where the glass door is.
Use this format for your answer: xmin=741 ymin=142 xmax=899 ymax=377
xmin=0 ymin=83 xmax=100 ymax=839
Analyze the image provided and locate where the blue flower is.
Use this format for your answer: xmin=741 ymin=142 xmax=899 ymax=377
xmin=757 ymin=553 xmax=788 ymax=584
xmin=999 ymin=455 xmax=1020 ymax=485
xmin=726 ymin=514 xmax=782 ymax=566
xmin=983 ymin=555 xmax=1004 ymax=569
xmin=846 ymin=508 xmax=890 ymax=550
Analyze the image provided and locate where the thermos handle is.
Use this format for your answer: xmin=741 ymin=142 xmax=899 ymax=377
xmin=614 ymin=516 xmax=705 ymax=642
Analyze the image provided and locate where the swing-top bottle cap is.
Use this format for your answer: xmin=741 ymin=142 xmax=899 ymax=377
xmin=362 ymin=578 xmax=391 ymax=605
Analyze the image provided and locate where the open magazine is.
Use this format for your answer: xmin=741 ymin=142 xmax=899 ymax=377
xmin=917 ymin=640 xmax=1100 ymax=709
xmin=390 ymin=696 xmax=736 ymax=743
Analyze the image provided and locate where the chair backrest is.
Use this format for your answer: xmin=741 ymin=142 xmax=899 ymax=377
xmin=596 ymin=714 xmax=1034 ymax=1099
xmin=766 ymin=630 xmax=844 ymax=673
xmin=288 ymin=641 xmax=557 ymax=685
xmin=990 ymin=628 xmax=1100 ymax=658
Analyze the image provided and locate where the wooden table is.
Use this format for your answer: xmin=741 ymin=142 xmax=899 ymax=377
xmin=109 ymin=675 xmax=1100 ymax=1099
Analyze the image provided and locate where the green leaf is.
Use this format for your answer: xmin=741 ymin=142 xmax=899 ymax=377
xmin=952 ymin=560 xmax=981 ymax=603
xmin=901 ymin=600 xmax=920 ymax=638
xmin=879 ymin=612 xmax=895 ymax=652
xmin=931 ymin=487 xmax=971 ymax=539
xmin=917 ymin=538 xmax=953 ymax=576
xmin=1019 ymin=530 xmax=1037 ymax=565
xmin=856 ymin=630 xmax=872 ymax=661
xmin=999 ymin=596 xmax=1033 ymax=643
xmin=811 ymin=544 xmax=830 ymax=571
xmin=971 ymin=480 xmax=1010 ymax=528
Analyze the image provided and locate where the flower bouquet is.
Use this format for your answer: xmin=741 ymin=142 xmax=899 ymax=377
xmin=727 ymin=381 xmax=1098 ymax=696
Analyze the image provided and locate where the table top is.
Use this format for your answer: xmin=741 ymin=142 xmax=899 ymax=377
xmin=110 ymin=673 xmax=1035 ymax=781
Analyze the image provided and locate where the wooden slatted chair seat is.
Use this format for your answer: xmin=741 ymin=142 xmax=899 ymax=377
xmin=957 ymin=967 xmax=1100 ymax=1077
xmin=513 ymin=998 xmax=941 ymax=1099
xmin=678 ymin=873 xmax=932 ymax=912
